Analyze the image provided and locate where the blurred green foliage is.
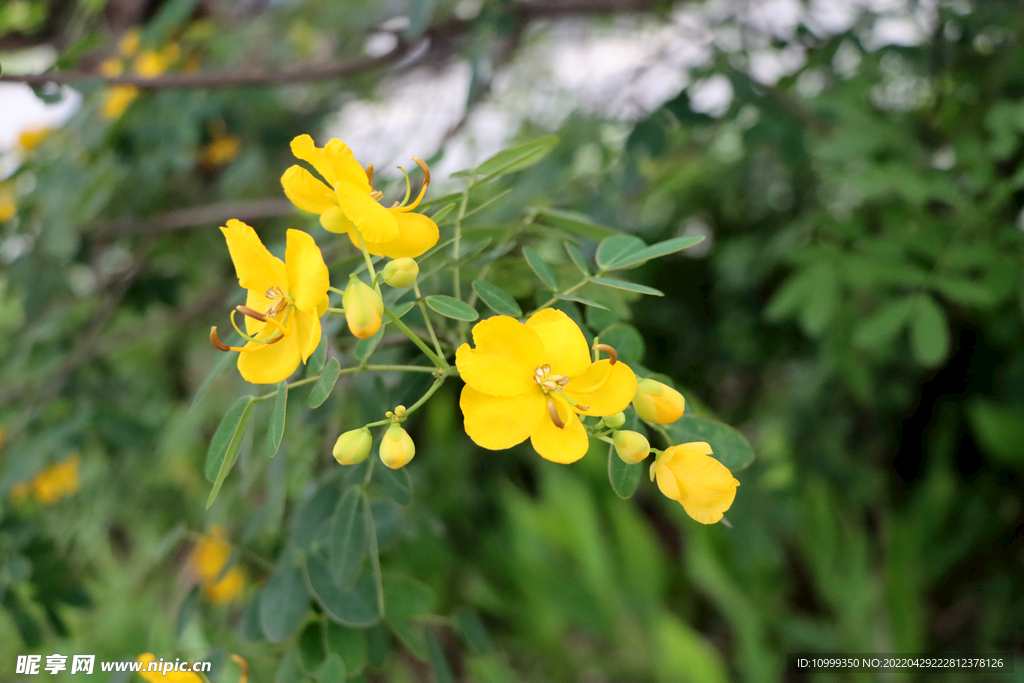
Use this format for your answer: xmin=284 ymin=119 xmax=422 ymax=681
xmin=1 ymin=0 xmax=1023 ymax=682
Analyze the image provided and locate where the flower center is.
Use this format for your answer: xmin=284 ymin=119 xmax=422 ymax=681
xmin=533 ymin=364 xmax=569 ymax=393
xmin=263 ymin=286 xmax=289 ymax=318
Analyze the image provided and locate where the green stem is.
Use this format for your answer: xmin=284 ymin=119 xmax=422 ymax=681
xmin=252 ymin=364 xmax=437 ymax=403
xmin=353 ymin=229 xmax=377 ymax=282
xmin=452 ymin=181 xmax=472 ymax=301
xmin=363 ymin=493 xmax=386 ymax=617
xmin=403 ymin=375 xmax=446 ymax=417
xmin=413 ymin=280 xmax=444 ymax=358
xmin=384 ymin=306 xmax=448 ymax=368
xmin=326 ymin=306 xmax=345 ymax=314
xmin=529 ymin=268 xmax=605 ymax=315
xmin=328 ymin=285 xmax=346 ymax=296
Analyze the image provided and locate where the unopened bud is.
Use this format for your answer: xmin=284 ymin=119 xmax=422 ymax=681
xmin=343 ymin=275 xmax=383 ymax=339
xmin=382 ymin=258 xmax=418 ymax=288
xmin=379 ymin=424 xmax=415 ymax=469
xmin=632 ymin=379 xmax=685 ymax=424
xmin=602 ymin=412 xmax=626 ymax=429
xmin=613 ymin=430 xmax=650 ymax=464
xmin=393 ymin=405 xmax=407 ymax=418
xmin=333 ymin=428 xmax=372 ymax=465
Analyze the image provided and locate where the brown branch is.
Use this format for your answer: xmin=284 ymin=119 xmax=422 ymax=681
xmin=92 ymin=198 xmax=295 ymax=239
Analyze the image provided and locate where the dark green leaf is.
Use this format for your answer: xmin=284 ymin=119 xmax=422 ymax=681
xmin=597 ymin=323 xmax=645 ymax=365
xmin=523 ymin=247 xmax=559 ymax=290
xmin=306 ymin=554 xmax=381 ymax=627
xmin=388 ymin=618 xmax=428 ymax=659
xmin=175 ymin=587 xmax=199 ymax=642
xmin=308 ymin=336 xmax=328 ymax=376
xmin=309 ymin=358 xmax=342 ymax=408
xmin=453 ymin=610 xmax=492 ymax=655
xmin=383 ymin=574 xmax=436 ymax=617
xmin=372 ymin=463 xmax=413 ymax=506
xmin=555 ymin=293 xmax=609 ymax=310
xmin=564 ymin=241 xmax=592 ymax=275
xmin=330 ymin=486 xmax=368 ymax=588
xmin=535 ymin=208 xmax=619 ymax=240
xmin=596 ymin=235 xmax=647 ymax=270
xmin=853 ymin=297 xmax=915 ymax=351
xmin=300 ymin=622 xmax=326 ymax=671
xmin=260 ymin=565 xmax=308 ymax=643
xmin=910 ymin=295 xmax=949 ymax=366
xmin=588 ymin=277 xmax=664 ymax=296
xmin=426 ymin=295 xmax=479 ymax=321
xmin=239 ymin=593 xmax=263 ymax=642
xmin=267 ymin=382 xmax=287 ymax=457
xmin=205 ymin=396 xmax=256 ymax=508
xmin=967 ymin=400 xmax=1024 ymax=464
xmin=316 ymin=654 xmax=347 ymax=683
xmin=473 ymin=281 xmax=522 ymax=317
xmin=431 ymin=203 xmax=457 ymax=223
xmin=291 ymin=481 xmax=341 ymax=550
xmin=608 ymin=235 xmax=705 ymax=269
xmin=475 ymin=135 xmax=559 ymax=179
xmin=190 ymin=349 xmax=236 ymax=411
xmin=664 ymin=416 xmax=755 ymax=471
xmin=608 ymin=444 xmax=644 ymax=498
xmin=426 ymin=629 xmax=456 ymax=683
xmin=355 ymin=327 xmax=385 ymax=361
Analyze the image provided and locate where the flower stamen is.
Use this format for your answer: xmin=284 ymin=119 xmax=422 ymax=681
xmin=546 ymin=397 xmax=565 ymax=429
xmin=395 ymin=157 xmax=431 ymax=213
xmin=593 ymin=343 xmax=618 ymax=365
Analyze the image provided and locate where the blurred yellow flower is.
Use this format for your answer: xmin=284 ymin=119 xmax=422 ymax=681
xmin=137 ymin=653 xmax=203 ymax=682
xmin=456 ymin=309 xmax=638 ymax=464
xmin=212 ymin=220 xmax=329 ymax=384
xmin=32 ymin=455 xmax=81 ymax=505
xmin=204 ymin=565 xmax=244 ymax=603
xmin=281 ymin=134 xmax=439 ymax=258
xmin=135 ymin=44 xmax=180 ymax=78
xmin=188 ymin=526 xmax=244 ymax=604
xmin=18 ymin=127 xmax=49 ymax=152
xmin=0 ymin=185 xmax=15 ymax=223
xmin=99 ymin=58 xmax=124 ymax=78
xmin=103 ymin=85 xmax=139 ymax=120
xmin=200 ymin=135 xmax=241 ymax=169
xmin=649 ymin=442 xmax=739 ymax=524
xmin=119 ymin=29 xmax=141 ymax=58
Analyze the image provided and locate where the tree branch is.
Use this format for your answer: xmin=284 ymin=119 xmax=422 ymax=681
xmin=92 ymin=198 xmax=296 ymax=239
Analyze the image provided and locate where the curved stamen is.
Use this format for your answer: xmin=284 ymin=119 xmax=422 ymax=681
xmin=236 ymin=305 xmax=266 ymax=322
xmin=230 ymin=308 xmax=289 ymax=342
xmin=395 ymin=166 xmax=412 ymax=208
xmin=210 ymin=326 xmax=284 ymax=352
xmin=546 ymin=397 xmax=565 ymax=429
xmin=394 ymin=157 xmax=431 ymax=213
xmin=230 ymin=655 xmax=249 ymax=683
xmin=593 ymin=343 xmax=618 ymax=365
xmin=365 ymin=163 xmax=374 ymax=187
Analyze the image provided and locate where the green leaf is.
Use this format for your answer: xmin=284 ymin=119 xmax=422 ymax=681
xmin=523 ymin=247 xmax=559 ymax=290
xmin=431 ymin=202 xmax=457 ymax=223
xmin=355 ymin=327 xmax=385 ymax=361
xmin=388 ymin=618 xmax=428 ymax=659
xmin=555 ymin=293 xmax=609 ymax=310
xmin=608 ymin=444 xmax=644 ymax=498
xmin=316 ymin=654 xmax=347 ymax=683
xmin=967 ymin=400 xmax=1024 ymax=464
xmin=426 ymin=630 xmax=456 ymax=683
xmin=597 ymin=323 xmax=645 ymax=365
xmin=306 ymin=554 xmax=381 ymax=627
xmin=205 ymin=396 xmax=256 ymax=508
xmin=426 ymin=295 xmax=479 ymax=321
xmin=330 ymin=486 xmax=368 ymax=588
xmin=291 ymin=481 xmax=340 ymax=550
xmin=663 ymin=416 xmax=755 ymax=471
xmin=473 ymin=281 xmax=523 ymax=317
xmin=174 ymin=587 xmax=199 ymax=642
xmin=596 ymin=235 xmax=647 ymax=270
xmin=475 ymin=135 xmax=559 ymax=179
xmin=309 ymin=358 xmax=342 ymax=408
xmin=564 ymin=241 xmax=592 ymax=275
xmin=267 ymin=382 xmax=287 ymax=457
xmin=372 ymin=463 xmax=413 ymax=506
xmin=418 ymin=191 xmax=463 ymax=209
xmin=260 ymin=565 xmax=309 ymax=643
xmin=853 ymin=297 xmax=915 ymax=351
xmin=910 ymin=295 xmax=949 ymax=366
xmin=308 ymin=336 xmax=328 ymax=376
xmin=190 ymin=349 xmax=236 ymax=411
xmin=453 ymin=610 xmax=492 ymax=655
xmin=384 ymin=574 xmax=436 ymax=617
xmin=589 ymin=277 xmax=664 ymax=296
xmin=534 ymin=208 xmax=619 ymax=240
xmin=609 ymin=235 xmax=706 ymax=269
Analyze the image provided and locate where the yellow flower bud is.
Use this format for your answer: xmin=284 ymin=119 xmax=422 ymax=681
xmin=632 ymin=378 xmax=685 ymax=424
xmin=379 ymin=424 xmax=415 ymax=469
xmin=613 ymin=430 xmax=650 ymax=464
xmin=343 ymin=275 xmax=383 ymax=339
xmin=602 ymin=412 xmax=626 ymax=429
xmin=382 ymin=258 xmax=419 ymax=288
xmin=333 ymin=428 xmax=372 ymax=465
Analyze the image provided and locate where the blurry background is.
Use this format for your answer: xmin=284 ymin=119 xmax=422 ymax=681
xmin=1 ymin=0 xmax=1023 ymax=681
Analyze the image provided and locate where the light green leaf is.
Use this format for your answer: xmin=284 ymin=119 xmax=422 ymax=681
xmin=597 ymin=323 xmax=645 ymax=365
xmin=267 ymin=382 xmax=287 ymax=457
xmin=372 ymin=463 xmax=413 ymax=506
xmin=535 ymin=208 xmax=619 ymax=240
xmin=473 ymin=281 xmax=522 ymax=317
xmin=306 ymin=554 xmax=381 ymax=627
xmin=426 ymin=295 xmax=479 ymax=321
xmin=910 ymin=295 xmax=949 ymax=366
xmin=453 ymin=610 xmax=492 ymax=655
xmin=190 ymin=349 xmax=236 ymax=411
xmin=555 ymin=293 xmax=609 ymax=310
xmin=383 ymin=573 xmax=436 ymax=617
xmin=427 ymin=629 xmax=456 ymax=683
xmin=609 ymin=235 xmax=706 ymax=269
xmin=523 ymin=247 xmax=559 ymax=290
xmin=564 ymin=241 xmax=591 ymax=275
xmin=315 ymin=654 xmax=347 ymax=683
xmin=596 ymin=235 xmax=647 ymax=270
xmin=431 ymin=202 xmax=457 ymax=224
xmin=309 ymin=358 xmax=342 ymax=408
xmin=308 ymin=336 xmax=328 ymax=376
xmin=608 ymin=444 xmax=644 ymax=498
xmin=589 ymin=276 xmax=664 ymax=296
xmin=663 ymin=416 xmax=755 ymax=471
xmin=205 ymin=396 xmax=256 ymax=508
xmin=260 ymin=565 xmax=309 ymax=643
xmin=330 ymin=486 xmax=368 ymax=588
xmin=475 ymin=135 xmax=559 ymax=179
xmin=853 ymin=297 xmax=915 ymax=351
xmin=355 ymin=326 xmax=385 ymax=361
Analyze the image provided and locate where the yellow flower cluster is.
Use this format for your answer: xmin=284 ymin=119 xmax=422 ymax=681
xmin=10 ymin=455 xmax=81 ymax=505
xmin=187 ymin=526 xmax=244 ymax=603
xmin=99 ymin=30 xmax=181 ymax=119
xmin=0 ymin=183 xmax=16 ymax=223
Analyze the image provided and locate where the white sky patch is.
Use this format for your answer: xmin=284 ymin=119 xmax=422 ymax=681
xmin=689 ymin=74 xmax=734 ymax=117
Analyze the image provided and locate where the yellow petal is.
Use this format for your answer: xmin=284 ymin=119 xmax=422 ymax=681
xmin=361 ymin=210 xmax=439 ymax=258
xmin=321 ymin=206 xmax=356 ymax=233
xmin=204 ymin=566 xmax=244 ymax=604
xmin=529 ymin=401 xmax=589 ymax=464
xmin=221 ymin=219 xmax=287 ymax=295
xmin=294 ymin=309 xmax=321 ymax=363
xmin=244 ymin=288 xmax=274 ymax=336
xmin=281 ymin=165 xmax=336 ymax=214
xmin=290 ymin=134 xmax=370 ymax=192
xmin=334 ymin=178 xmax=399 ymax=242
xmin=316 ymin=295 xmax=329 ymax=317
xmin=525 ymin=308 xmax=591 ymax=378
xmin=564 ymin=360 xmax=637 ymax=416
xmin=654 ymin=461 xmax=681 ymax=501
xmin=455 ymin=345 xmax=539 ymax=397
xmin=471 ymin=315 xmax=546 ymax=366
xmin=663 ymin=442 xmax=739 ymax=525
xmin=460 ymin=385 xmax=545 ymax=450
xmin=285 ymin=229 xmax=329 ymax=312
xmin=236 ymin=320 xmax=301 ymax=384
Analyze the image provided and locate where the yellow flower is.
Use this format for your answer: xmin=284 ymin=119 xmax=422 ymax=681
xmin=137 ymin=654 xmax=203 ymax=682
xmin=187 ymin=526 xmax=245 ymax=603
xmin=0 ymin=184 xmax=16 ymax=223
xmin=31 ymin=454 xmax=81 ymax=505
xmin=18 ymin=127 xmax=49 ymax=152
xmin=204 ymin=565 xmax=244 ymax=603
xmin=135 ymin=44 xmax=180 ymax=78
xmin=612 ymin=429 xmax=650 ymax=464
xmin=103 ymin=85 xmax=139 ymax=119
xmin=119 ymin=29 xmax=141 ymax=58
xmin=99 ymin=58 xmax=124 ymax=78
xmin=649 ymin=442 xmax=739 ymax=524
xmin=281 ymin=135 xmax=439 ymax=258
xmin=633 ymin=378 xmax=686 ymax=424
xmin=199 ymin=135 xmax=241 ymax=169
xmin=212 ymin=220 xmax=329 ymax=384
xmin=456 ymin=309 xmax=638 ymax=464
xmin=342 ymin=275 xmax=383 ymax=339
